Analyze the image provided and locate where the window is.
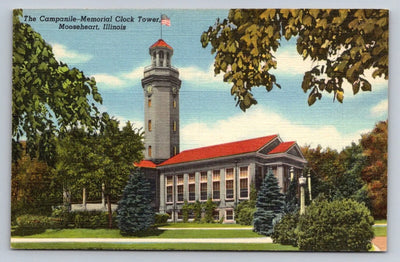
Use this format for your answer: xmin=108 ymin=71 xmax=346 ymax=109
xmin=177 ymin=175 xmax=184 ymax=202
xmin=148 ymin=146 xmax=152 ymax=157
xmin=239 ymin=166 xmax=249 ymax=199
xmin=173 ymin=146 xmax=177 ymax=156
xmin=173 ymin=121 xmax=177 ymax=132
xmin=148 ymin=120 xmax=152 ymax=131
xmin=188 ymin=173 xmax=195 ymax=202
xmin=226 ymin=209 xmax=234 ymax=221
xmin=225 ymin=168 xmax=234 ymax=200
xmin=200 ymin=172 xmax=208 ymax=201
xmin=212 ymin=170 xmax=220 ymax=200
xmin=166 ymin=176 xmax=173 ymax=203
xmin=148 ymin=99 xmax=152 ymax=107
xmin=159 ymin=51 xmax=164 ymax=66
xmin=173 ymin=99 xmax=177 ymax=108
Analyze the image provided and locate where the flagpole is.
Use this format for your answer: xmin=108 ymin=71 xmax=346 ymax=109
xmin=160 ymin=14 xmax=162 ymax=39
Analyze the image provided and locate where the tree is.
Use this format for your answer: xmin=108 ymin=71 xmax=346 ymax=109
xmin=55 ymin=115 xmax=144 ymax=228
xmin=12 ymin=9 xmax=102 ymax=163
xmin=203 ymin=198 xmax=217 ymax=223
xmin=360 ymin=120 xmax=387 ymax=219
xmin=97 ymin=116 xmax=144 ymax=228
xmin=297 ymin=197 xmax=374 ymax=251
xmin=201 ymin=9 xmax=388 ymax=111
xmin=11 ymin=142 xmax=60 ymax=220
xmin=284 ymin=177 xmax=299 ymax=214
xmin=116 ymin=170 xmax=155 ymax=235
xmin=253 ymin=168 xmax=285 ymax=236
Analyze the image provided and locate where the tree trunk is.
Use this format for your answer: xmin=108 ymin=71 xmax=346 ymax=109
xmin=107 ymin=194 xmax=113 ymax=228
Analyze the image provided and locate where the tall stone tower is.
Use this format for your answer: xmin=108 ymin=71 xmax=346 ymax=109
xmin=141 ymin=39 xmax=181 ymax=163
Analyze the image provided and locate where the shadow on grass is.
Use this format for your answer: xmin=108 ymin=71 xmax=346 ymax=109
xmin=121 ymin=228 xmax=165 ymax=237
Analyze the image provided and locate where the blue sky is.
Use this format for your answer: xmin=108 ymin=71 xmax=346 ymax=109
xmin=22 ymin=9 xmax=388 ymax=151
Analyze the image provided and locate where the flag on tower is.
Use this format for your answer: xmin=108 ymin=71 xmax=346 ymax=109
xmin=161 ymin=14 xmax=171 ymax=26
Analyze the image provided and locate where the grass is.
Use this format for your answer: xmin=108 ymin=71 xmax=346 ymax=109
xmin=374 ymin=219 xmax=387 ymax=225
xmin=374 ymin=226 xmax=387 ymax=237
xmin=13 ymin=228 xmax=261 ymax=239
xmin=10 ymin=242 xmax=298 ymax=251
xmin=160 ymin=223 xmax=252 ymax=228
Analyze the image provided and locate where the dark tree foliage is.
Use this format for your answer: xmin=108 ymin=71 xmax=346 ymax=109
xmin=201 ymin=9 xmax=388 ymax=111
xmin=284 ymin=177 xmax=299 ymax=214
xmin=253 ymin=168 xmax=285 ymax=236
xmin=117 ymin=170 xmax=155 ymax=235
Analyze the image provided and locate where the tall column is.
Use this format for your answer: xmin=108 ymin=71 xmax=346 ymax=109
xmin=299 ymin=175 xmax=307 ymax=215
xmin=207 ymin=170 xmax=212 ymax=200
xmin=159 ymin=173 xmax=165 ymax=212
xmin=276 ymin=165 xmax=284 ymax=192
xmin=184 ymin=173 xmax=189 ymax=202
xmin=195 ymin=172 xmax=200 ymax=201
xmin=156 ymin=51 xmax=160 ymax=66
xmin=220 ymin=168 xmax=226 ymax=207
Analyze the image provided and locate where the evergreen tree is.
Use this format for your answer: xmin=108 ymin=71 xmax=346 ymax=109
xmin=284 ymin=176 xmax=299 ymax=214
xmin=116 ymin=170 xmax=155 ymax=235
xmin=253 ymin=168 xmax=285 ymax=236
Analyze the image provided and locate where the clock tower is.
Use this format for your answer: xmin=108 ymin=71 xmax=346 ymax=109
xmin=141 ymin=39 xmax=181 ymax=163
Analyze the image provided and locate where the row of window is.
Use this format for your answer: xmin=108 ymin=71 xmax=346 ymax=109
xmin=147 ymin=145 xmax=177 ymax=158
xmin=165 ymin=167 xmax=249 ymax=203
xmin=147 ymin=120 xmax=177 ymax=132
xmin=148 ymin=99 xmax=177 ymax=109
xmin=166 ymin=209 xmax=234 ymax=221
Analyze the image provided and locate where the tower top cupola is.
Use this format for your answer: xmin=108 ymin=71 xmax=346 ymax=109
xmin=149 ymin=39 xmax=173 ymax=67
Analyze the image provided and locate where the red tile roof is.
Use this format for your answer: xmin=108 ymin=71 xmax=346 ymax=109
xmin=135 ymin=160 xmax=157 ymax=169
xmin=268 ymin=141 xmax=295 ymax=154
xmin=150 ymin=39 xmax=173 ymax=50
xmin=159 ymin=135 xmax=278 ymax=166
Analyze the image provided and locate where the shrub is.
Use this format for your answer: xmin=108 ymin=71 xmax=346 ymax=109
xmin=235 ymin=200 xmax=256 ymax=225
xmin=154 ymin=213 xmax=170 ymax=225
xmin=271 ymin=212 xmax=299 ymax=246
xmin=193 ymin=200 xmax=202 ymax=222
xmin=297 ymin=197 xmax=374 ymax=251
xmin=72 ymin=211 xmax=114 ymax=229
xmin=14 ymin=214 xmax=62 ymax=235
xmin=181 ymin=200 xmax=192 ymax=223
xmin=203 ymin=198 xmax=217 ymax=223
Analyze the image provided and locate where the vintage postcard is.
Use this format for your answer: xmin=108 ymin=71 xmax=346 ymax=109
xmin=11 ymin=9 xmax=388 ymax=251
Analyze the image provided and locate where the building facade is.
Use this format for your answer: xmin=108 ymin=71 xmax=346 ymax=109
xmin=136 ymin=39 xmax=307 ymax=223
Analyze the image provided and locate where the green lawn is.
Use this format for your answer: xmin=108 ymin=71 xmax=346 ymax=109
xmin=374 ymin=219 xmax=387 ymax=225
xmin=374 ymin=226 xmax=387 ymax=237
xmin=160 ymin=223 xmax=252 ymax=228
xmin=13 ymin=228 xmax=261 ymax=239
xmin=11 ymin=242 xmax=298 ymax=251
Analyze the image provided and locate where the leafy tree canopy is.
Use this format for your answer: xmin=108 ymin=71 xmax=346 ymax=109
xmin=12 ymin=9 xmax=102 ymax=163
xmin=201 ymin=9 xmax=388 ymax=111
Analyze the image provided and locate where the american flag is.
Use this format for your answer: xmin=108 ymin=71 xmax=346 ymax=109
xmin=161 ymin=14 xmax=171 ymax=26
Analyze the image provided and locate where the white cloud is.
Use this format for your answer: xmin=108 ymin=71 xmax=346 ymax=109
xmin=370 ymin=99 xmax=388 ymax=117
xmin=92 ymin=73 xmax=126 ymax=87
xmin=51 ymin=43 xmax=92 ymax=64
xmin=272 ymin=49 xmax=315 ymax=75
xmin=181 ymin=106 xmax=365 ymax=151
xmin=179 ymin=64 xmax=225 ymax=85
xmin=122 ymin=66 xmax=145 ymax=81
xmin=113 ymin=115 xmax=144 ymax=130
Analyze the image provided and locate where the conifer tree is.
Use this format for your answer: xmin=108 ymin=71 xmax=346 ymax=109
xmin=116 ymin=169 xmax=154 ymax=235
xmin=253 ymin=168 xmax=285 ymax=236
xmin=284 ymin=176 xmax=299 ymax=214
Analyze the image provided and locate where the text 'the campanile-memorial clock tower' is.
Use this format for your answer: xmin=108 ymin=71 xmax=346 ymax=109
xmin=141 ymin=39 xmax=181 ymax=164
